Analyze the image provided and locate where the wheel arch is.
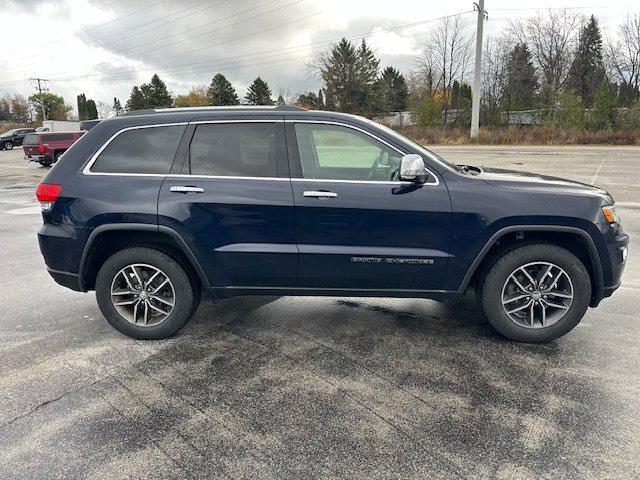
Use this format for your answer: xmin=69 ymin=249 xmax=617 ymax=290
xmin=79 ymin=224 xmax=210 ymax=291
xmin=459 ymin=225 xmax=604 ymax=307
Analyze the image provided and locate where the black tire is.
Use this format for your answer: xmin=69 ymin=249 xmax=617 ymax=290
xmin=54 ymin=152 xmax=62 ymax=163
xmin=95 ymin=247 xmax=198 ymax=339
xmin=39 ymin=160 xmax=52 ymax=167
xmin=478 ymin=243 xmax=591 ymax=343
xmin=3 ymin=141 xmax=13 ymax=150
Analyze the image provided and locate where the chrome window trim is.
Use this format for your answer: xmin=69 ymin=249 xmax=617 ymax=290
xmin=82 ymin=122 xmax=188 ymax=176
xmin=82 ymin=119 xmax=440 ymax=186
xmin=286 ymin=120 xmax=439 ymax=186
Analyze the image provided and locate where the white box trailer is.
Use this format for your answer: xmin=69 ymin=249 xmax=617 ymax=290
xmin=40 ymin=120 xmax=81 ymax=132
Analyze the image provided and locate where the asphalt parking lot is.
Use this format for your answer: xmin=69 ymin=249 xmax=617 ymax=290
xmin=0 ymin=145 xmax=639 ymax=479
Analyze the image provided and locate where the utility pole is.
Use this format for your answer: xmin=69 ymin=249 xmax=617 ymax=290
xmin=29 ymin=78 xmax=50 ymax=122
xmin=470 ymin=0 xmax=487 ymax=139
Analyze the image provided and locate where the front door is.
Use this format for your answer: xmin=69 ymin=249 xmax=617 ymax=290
xmin=158 ymin=119 xmax=298 ymax=289
xmin=287 ymin=121 xmax=452 ymax=291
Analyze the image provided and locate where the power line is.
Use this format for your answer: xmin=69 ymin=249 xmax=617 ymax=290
xmin=4 ymin=0 xmax=231 ymax=68
xmin=0 ymin=0 xmax=302 ymax=80
xmin=3 ymin=0 xmax=167 ymax=61
xmin=0 ymin=11 xmax=475 ymax=87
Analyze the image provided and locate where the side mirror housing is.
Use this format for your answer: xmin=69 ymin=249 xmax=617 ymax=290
xmin=399 ymin=154 xmax=427 ymax=182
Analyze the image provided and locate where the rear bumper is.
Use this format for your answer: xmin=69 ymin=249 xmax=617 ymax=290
xmin=24 ymin=154 xmax=46 ymax=162
xmin=46 ymin=267 xmax=82 ymax=292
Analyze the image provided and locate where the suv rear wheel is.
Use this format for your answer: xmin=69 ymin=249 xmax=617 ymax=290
xmin=95 ymin=247 xmax=199 ymax=339
xmin=478 ymin=243 xmax=591 ymax=343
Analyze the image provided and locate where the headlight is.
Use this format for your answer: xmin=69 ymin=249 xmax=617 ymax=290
xmin=601 ymin=205 xmax=621 ymax=224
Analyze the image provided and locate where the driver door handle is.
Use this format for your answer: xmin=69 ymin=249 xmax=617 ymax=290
xmin=303 ymin=191 xmax=338 ymax=198
xmin=170 ymin=185 xmax=204 ymax=194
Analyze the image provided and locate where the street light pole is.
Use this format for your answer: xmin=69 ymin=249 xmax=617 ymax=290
xmin=470 ymin=0 xmax=486 ymax=139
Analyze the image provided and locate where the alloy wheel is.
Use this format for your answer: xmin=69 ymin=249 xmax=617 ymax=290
xmin=110 ymin=263 xmax=175 ymax=326
xmin=501 ymin=261 xmax=574 ymax=329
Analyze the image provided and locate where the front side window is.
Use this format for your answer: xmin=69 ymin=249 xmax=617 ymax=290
xmin=90 ymin=125 xmax=185 ymax=174
xmin=189 ymin=122 xmax=279 ymax=177
xmin=293 ymin=123 xmax=403 ymax=181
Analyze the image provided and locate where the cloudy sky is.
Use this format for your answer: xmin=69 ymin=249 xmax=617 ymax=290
xmin=0 ymin=0 xmax=637 ymax=114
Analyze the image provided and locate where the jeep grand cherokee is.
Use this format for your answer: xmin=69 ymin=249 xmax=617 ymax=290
xmin=36 ymin=106 xmax=628 ymax=342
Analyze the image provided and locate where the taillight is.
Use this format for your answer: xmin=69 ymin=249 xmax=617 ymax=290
xmin=38 ymin=144 xmax=45 ymax=154
xmin=36 ymin=183 xmax=61 ymax=211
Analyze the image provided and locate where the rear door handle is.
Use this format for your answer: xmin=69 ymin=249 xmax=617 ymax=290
xmin=303 ymin=190 xmax=337 ymax=198
xmin=170 ymin=185 xmax=204 ymax=194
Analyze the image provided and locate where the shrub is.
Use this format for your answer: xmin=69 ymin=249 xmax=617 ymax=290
xmin=416 ymin=97 xmax=441 ymax=127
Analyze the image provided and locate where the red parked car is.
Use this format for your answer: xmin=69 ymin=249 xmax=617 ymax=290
xmin=23 ymin=131 xmax=84 ymax=166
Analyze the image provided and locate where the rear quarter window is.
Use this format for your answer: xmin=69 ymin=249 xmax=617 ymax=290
xmin=23 ymin=133 xmax=39 ymax=145
xmin=42 ymin=133 xmax=74 ymax=142
xmin=90 ymin=125 xmax=186 ymax=174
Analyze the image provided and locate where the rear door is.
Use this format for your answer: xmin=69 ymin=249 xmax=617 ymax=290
xmin=158 ymin=118 xmax=297 ymax=289
xmin=287 ymin=121 xmax=452 ymax=291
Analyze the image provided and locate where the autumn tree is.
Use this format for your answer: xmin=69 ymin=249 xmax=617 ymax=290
xmin=29 ymin=92 xmax=71 ymax=121
xmin=174 ymin=86 xmax=209 ymax=107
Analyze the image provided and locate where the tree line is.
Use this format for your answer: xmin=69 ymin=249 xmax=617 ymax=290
xmin=2 ymin=9 xmax=639 ymax=134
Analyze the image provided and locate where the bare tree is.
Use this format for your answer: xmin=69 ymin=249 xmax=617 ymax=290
xmin=605 ymin=13 xmax=640 ymax=93
xmin=96 ymin=100 xmax=112 ymax=119
xmin=508 ymin=9 xmax=582 ymax=99
xmin=415 ymin=15 xmax=473 ymax=123
xmin=481 ymin=35 xmax=509 ymax=124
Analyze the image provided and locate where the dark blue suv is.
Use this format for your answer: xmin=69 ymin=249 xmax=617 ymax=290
xmin=36 ymin=106 xmax=628 ymax=342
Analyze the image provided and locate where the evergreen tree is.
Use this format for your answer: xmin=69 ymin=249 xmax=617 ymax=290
xmin=85 ymin=99 xmax=98 ymax=120
xmin=0 ymin=98 xmax=10 ymax=121
xmin=245 ymin=77 xmax=273 ymax=105
xmin=317 ymin=89 xmax=324 ymax=109
xmin=276 ymin=94 xmax=285 ymax=106
xmin=568 ymin=15 xmax=606 ymax=106
xmin=77 ymin=93 xmax=87 ymax=120
xmin=113 ymin=97 xmax=123 ymax=116
xmin=591 ymin=80 xmax=618 ymax=130
xmin=376 ymin=66 xmax=408 ymax=114
xmin=356 ymin=39 xmax=380 ymax=115
xmin=503 ymin=43 xmax=539 ymax=112
xmin=140 ymin=74 xmax=172 ymax=108
xmin=126 ymin=86 xmax=148 ymax=111
xmin=207 ymin=73 xmax=239 ymax=105
xmin=320 ymin=38 xmax=380 ymax=114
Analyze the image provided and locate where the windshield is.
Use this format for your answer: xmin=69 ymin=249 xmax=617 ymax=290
xmin=1 ymin=129 xmax=18 ymax=137
xmin=370 ymin=121 xmax=459 ymax=171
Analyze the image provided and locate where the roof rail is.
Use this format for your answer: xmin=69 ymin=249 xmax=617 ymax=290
xmin=121 ymin=105 xmax=306 ymax=116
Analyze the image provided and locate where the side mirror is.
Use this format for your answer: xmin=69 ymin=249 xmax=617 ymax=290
xmin=399 ymin=154 xmax=427 ymax=182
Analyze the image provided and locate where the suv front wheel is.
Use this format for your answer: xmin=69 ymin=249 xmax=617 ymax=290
xmin=478 ymin=243 xmax=591 ymax=343
xmin=3 ymin=141 xmax=13 ymax=150
xmin=95 ymin=247 xmax=199 ymax=339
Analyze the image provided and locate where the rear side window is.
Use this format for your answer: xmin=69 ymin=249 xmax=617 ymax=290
xmin=23 ymin=133 xmax=39 ymax=145
xmin=90 ymin=125 xmax=185 ymax=174
xmin=189 ymin=122 xmax=279 ymax=177
xmin=42 ymin=133 xmax=74 ymax=142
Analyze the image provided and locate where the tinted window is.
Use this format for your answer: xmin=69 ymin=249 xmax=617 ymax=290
xmin=190 ymin=123 xmax=278 ymax=177
xmin=42 ymin=133 xmax=74 ymax=142
xmin=91 ymin=125 xmax=185 ymax=174
xmin=23 ymin=133 xmax=39 ymax=145
xmin=293 ymin=123 xmax=402 ymax=181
